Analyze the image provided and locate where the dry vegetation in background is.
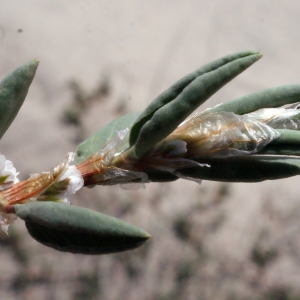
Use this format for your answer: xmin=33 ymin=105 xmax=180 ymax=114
xmin=2 ymin=2 xmax=300 ymax=299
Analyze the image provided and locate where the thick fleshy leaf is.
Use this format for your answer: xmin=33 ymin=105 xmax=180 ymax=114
xmin=259 ymin=144 xmax=300 ymax=156
xmin=76 ymin=112 xmax=140 ymax=164
xmin=177 ymin=155 xmax=300 ymax=182
xmin=129 ymin=51 xmax=261 ymax=147
xmin=131 ymin=52 xmax=262 ymax=158
xmin=144 ymin=169 xmax=179 ymax=182
xmin=271 ymin=129 xmax=300 ymax=145
xmin=15 ymin=202 xmax=150 ymax=255
xmin=207 ymin=85 xmax=300 ymax=115
xmin=259 ymin=129 xmax=300 ymax=156
xmin=0 ymin=60 xmax=39 ymax=138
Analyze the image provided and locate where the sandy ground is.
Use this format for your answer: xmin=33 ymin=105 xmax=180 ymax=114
xmin=1 ymin=1 xmax=300 ymax=299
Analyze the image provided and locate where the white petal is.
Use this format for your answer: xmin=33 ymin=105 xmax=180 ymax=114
xmin=60 ymin=165 xmax=84 ymax=194
xmin=0 ymin=155 xmax=6 ymax=173
xmin=0 ymin=155 xmax=19 ymax=191
xmin=3 ymin=159 xmax=19 ymax=183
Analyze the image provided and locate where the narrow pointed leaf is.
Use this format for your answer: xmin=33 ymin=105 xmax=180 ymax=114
xmin=144 ymin=169 xmax=179 ymax=182
xmin=270 ymin=129 xmax=300 ymax=145
xmin=207 ymin=85 xmax=300 ymax=115
xmin=259 ymin=144 xmax=300 ymax=156
xmin=177 ymin=155 xmax=300 ymax=182
xmin=76 ymin=111 xmax=140 ymax=164
xmin=0 ymin=60 xmax=39 ymax=138
xmin=132 ymin=52 xmax=262 ymax=158
xmin=259 ymin=129 xmax=300 ymax=156
xmin=129 ymin=51 xmax=261 ymax=147
xmin=15 ymin=202 xmax=150 ymax=255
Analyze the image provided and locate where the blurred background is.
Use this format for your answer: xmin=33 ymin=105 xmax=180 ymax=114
xmin=1 ymin=1 xmax=300 ymax=299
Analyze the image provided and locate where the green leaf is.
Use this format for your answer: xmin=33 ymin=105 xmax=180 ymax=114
xmin=131 ymin=51 xmax=262 ymax=158
xmin=129 ymin=51 xmax=261 ymax=147
xmin=271 ymin=129 xmax=300 ymax=145
xmin=207 ymin=85 xmax=300 ymax=115
xmin=258 ymin=129 xmax=300 ymax=156
xmin=15 ymin=202 xmax=150 ymax=255
xmin=76 ymin=111 xmax=140 ymax=164
xmin=177 ymin=155 xmax=300 ymax=182
xmin=259 ymin=144 xmax=300 ymax=156
xmin=0 ymin=60 xmax=39 ymax=138
xmin=144 ymin=169 xmax=179 ymax=182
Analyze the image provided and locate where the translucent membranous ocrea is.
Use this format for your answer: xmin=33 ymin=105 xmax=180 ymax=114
xmin=77 ymin=129 xmax=148 ymax=189
xmin=163 ymin=111 xmax=281 ymax=158
xmin=0 ymin=153 xmax=84 ymax=234
xmin=247 ymin=107 xmax=300 ymax=130
xmin=77 ymin=109 xmax=283 ymax=188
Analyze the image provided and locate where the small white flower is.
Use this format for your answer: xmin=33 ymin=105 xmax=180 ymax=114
xmin=38 ymin=153 xmax=84 ymax=204
xmin=59 ymin=165 xmax=84 ymax=195
xmin=0 ymin=154 xmax=19 ymax=191
xmin=55 ymin=164 xmax=84 ymax=203
xmin=0 ymin=152 xmax=84 ymax=207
